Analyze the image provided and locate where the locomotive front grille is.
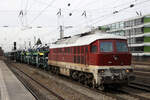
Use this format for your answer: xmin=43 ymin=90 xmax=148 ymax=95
xmin=110 ymin=68 xmax=122 ymax=73
xmin=98 ymin=68 xmax=134 ymax=84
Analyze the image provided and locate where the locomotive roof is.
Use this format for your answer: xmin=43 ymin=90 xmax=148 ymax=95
xmin=50 ymin=32 xmax=126 ymax=48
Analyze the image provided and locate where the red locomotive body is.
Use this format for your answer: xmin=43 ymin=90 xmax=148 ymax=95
xmin=48 ymin=32 xmax=135 ymax=89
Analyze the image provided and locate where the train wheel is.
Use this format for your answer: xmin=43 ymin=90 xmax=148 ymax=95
xmin=71 ymin=71 xmax=79 ymax=81
xmin=55 ymin=67 xmax=59 ymax=74
xmin=79 ymin=73 xmax=86 ymax=84
xmin=98 ymin=84 xmax=105 ymax=91
xmin=45 ymin=66 xmax=49 ymax=71
xmin=84 ymin=76 xmax=88 ymax=86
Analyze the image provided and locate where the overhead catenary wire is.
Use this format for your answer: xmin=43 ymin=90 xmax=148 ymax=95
xmin=72 ymin=0 xmax=150 ymax=29
xmin=62 ymin=0 xmax=135 ymax=27
xmin=29 ymin=0 xmax=56 ymax=25
xmin=64 ymin=0 xmax=148 ymax=34
xmin=24 ymin=0 xmax=29 ymax=26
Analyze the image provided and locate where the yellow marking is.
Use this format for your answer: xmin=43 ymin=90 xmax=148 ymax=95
xmin=39 ymin=53 xmax=44 ymax=56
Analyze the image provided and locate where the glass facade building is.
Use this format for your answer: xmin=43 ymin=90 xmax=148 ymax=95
xmin=99 ymin=15 xmax=150 ymax=60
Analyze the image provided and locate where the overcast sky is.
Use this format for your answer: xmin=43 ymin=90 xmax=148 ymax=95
xmin=0 ymin=0 xmax=150 ymax=51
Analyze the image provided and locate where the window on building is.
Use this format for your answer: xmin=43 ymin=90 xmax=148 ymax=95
xmin=120 ymin=22 xmax=124 ymax=28
xmin=125 ymin=21 xmax=130 ymax=27
xmin=127 ymin=38 xmax=134 ymax=44
xmin=125 ymin=30 xmax=129 ymax=36
xmin=130 ymin=20 xmax=135 ymax=26
xmin=135 ymin=28 xmax=143 ymax=34
xmin=116 ymin=23 xmax=120 ymax=29
xmin=130 ymin=47 xmax=144 ymax=53
xmin=120 ymin=31 xmax=125 ymax=36
xmin=112 ymin=24 xmax=116 ymax=30
xmin=130 ymin=29 xmax=135 ymax=35
xmin=136 ymin=18 xmax=142 ymax=25
xmin=135 ymin=37 xmax=144 ymax=43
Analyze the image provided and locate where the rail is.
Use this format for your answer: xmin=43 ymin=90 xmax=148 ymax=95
xmin=5 ymin=61 xmax=65 ymax=100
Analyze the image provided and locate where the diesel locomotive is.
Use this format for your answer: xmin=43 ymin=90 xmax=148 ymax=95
xmin=6 ymin=31 xmax=135 ymax=90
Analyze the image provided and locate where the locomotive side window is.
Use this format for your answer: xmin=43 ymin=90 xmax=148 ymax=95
xmin=81 ymin=47 xmax=84 ymax=53
xmin=65 ymin=48 xmax=67 ymax=53
xmin=85 ymin=47 xmax=88 ymax=53
xmin=68 ymin=48 xmax=70 ymax=53
xmin=81 ymin=56 xmax=84 ymax=64
xmin=100 ymin=42 xmax=113 ymax=52
xmin=77 ymin=56 xmax=80 ymax=63
xmin=78 ymin=47 xmax=80 ymax=54
xmin=116 ymin=42 xmax=128 ymax=52
xmin=74 ymin=47 xmax=76 ymax=54
xmin=70 ymin=48 xmax=72 ymax=53
xmin=74 ymin=56 xmax=76 ymax=63
xmin=91 ymin=45 xmax=97 ymax=53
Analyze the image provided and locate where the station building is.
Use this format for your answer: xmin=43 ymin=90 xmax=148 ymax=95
xmin=99 ymin=14 xmax=150 ymax=61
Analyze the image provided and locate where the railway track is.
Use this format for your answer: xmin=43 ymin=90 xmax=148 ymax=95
xmin=118 ymin=79 xmax=150 ymax=100
xmin=132 ymin=61 xmax=150 ymax=66
xmin=6 ymin=61 xmax=148 ymax=100
xmin=6 ymin=61 xmax=99 ymax=100
xmin=120 ymin=85 xmax=150 ymax=100
xmin=130 ymin=82 xmax=150 ymax=92
xmin=5 ymin=61 xmax=65 ymax=100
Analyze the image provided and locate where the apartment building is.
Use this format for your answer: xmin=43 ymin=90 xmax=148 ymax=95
xmin=99 ymin=15 xmax=150 ymax=61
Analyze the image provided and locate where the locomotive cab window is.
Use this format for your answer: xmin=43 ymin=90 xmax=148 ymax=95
xmin=116 ymin=41 xmax=128 ymax=52
xmin=100 ymin=42 xmax=113 ymax=52
xmin=91 ymin=45 xmax=97 ymax=53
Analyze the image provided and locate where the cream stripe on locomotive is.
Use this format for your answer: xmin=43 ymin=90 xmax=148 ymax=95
xmin=48 ymin=60 xmax=132 ymax=76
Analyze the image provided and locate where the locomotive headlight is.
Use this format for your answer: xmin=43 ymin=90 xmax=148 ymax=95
xmin=126 ymin=69 xmax=129 ymax=73
xmin=98 ymin=69 xmax=105 ymax=73
xmin=126 ymin=69 xmax=133 ymax=73
xmin=101 ymin=70 xmax=104 ymax=73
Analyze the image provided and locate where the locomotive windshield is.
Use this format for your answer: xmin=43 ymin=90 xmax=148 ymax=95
xmin=116 ymin=41 xmax=128 ymax=52
xmin=100 ymin=42 xmax=113 ymax=52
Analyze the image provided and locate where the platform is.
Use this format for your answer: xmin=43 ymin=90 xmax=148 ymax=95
xmin=0 ymin=60 xmax=35 ymax=100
